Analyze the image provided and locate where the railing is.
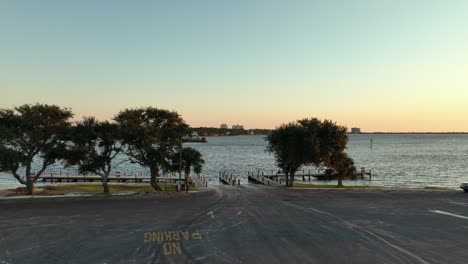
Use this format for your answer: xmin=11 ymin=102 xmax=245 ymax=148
xmin=219 ymin=171 xmax=240 ymax=186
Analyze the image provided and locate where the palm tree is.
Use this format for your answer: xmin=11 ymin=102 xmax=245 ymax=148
xmin=330 ymin=152 xmax=356 ymax=187
xmin=171 ymin=147 xmax=204 ymax=191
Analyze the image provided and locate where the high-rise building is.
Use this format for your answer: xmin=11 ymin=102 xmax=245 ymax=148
xmin=232 ymin=124 xmax=244 ymax=130
xmin=351 ymin=127 xmax=361 ymax=134
xmin=220 ymin=123 xmax=228 ymax=129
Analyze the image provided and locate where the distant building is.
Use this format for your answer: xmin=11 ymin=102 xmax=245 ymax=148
xmin=351 ymin=127 xmax=361 ymax=134
xmin=232 ymin=124 xmax=244 ymax=130
xmin=220 ymin=123 xmax=228 ymax=129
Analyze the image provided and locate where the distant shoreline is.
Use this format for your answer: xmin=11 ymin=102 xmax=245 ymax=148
xmin=191 ymin=127 xmax=468 ymax=136
xmin=354 ymin=132 xmax=468 ymax=135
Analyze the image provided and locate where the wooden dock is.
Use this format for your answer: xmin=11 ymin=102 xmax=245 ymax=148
xmin=219 ymin=172 xmax=240 ymax=186
xmin=193 ymin=175 xmax=209 ymax=188
xmin=40 ymin=175 xmax=188 ymax=184
xmin=250 ymin=167 xmax=372 ymax=182
xmin=247 ymin=172 xmax=284 ymax=186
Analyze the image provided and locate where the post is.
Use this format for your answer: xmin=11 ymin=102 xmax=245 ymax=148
xmin=178 ymin=136 xmax=182 ymax=192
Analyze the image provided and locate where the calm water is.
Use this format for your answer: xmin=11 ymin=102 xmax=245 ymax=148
xmin=1 ymin=134 xmax=468 ymax=189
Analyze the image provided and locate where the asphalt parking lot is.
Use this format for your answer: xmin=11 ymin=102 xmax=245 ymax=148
xmin=1 ymin=185 xmax=468 ymax=263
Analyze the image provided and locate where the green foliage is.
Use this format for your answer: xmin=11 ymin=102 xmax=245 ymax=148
xmin=267 ymin=118 xmax=355 ymax=187
xmin=266 ymin=123 xmax=311 ymax=182
xmin=44 ymin=183 xmax=174 ymax=194
xmin=0 ymin=104 xmax=73 ymax=194
xmin=170 ymin=147 xmax=204 ymax=175
xmin=63 ymin=117 xmax=122 ymax=193
xmin=169 ymin=147 xmax=204 ymax=192
xmin=330 ymin=152 xmax=357 ymax=186
xmin=114 ymin=107 xmax=189 ymax=190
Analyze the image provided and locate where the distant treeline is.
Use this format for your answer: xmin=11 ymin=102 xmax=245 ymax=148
xmin=360 ymin=132 xmax=468 ymax=134
xmin=190 ymin=127 xmax=271 ymax=136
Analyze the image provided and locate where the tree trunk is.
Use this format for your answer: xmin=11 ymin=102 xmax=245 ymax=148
xmin=102 ymin=173 xmax=110 ymax=193
xmin=337 ymin=175 xmax=343 ymax=187
xmin=337 ymin=168 xmax=347 ymax=187
xmin=290 ymin=171 xmax=295 ymax=187
xmin=285 ymin=171 xmax=289 ymax=187
xmin=26 ymin=177 xmax=34 ymax=195
xmin=150 ymin=167 xmax=161 ymax=191
xmin=185 ymin=166 xmax=191 ymax=192
xmin=25 ymin=163 xmax=34 ymax=195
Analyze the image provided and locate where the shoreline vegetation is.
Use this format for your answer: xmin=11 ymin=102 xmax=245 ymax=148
xmin=190 ymin=130 xmax=468 ymax=137
xmin=360 ymin=132 xmax=468 ymax=134
xmin=0 ymin=183 xmax=197 ymax=197
xmin=292 ymin=183 xmax=371 ymax=189
xmin=190 ymin=127 xmax=468 ymax=137
xmin=0 ymin=183 xmax=455 ymax=198
xmin=291 ymin=183 xmax=451 ymax=190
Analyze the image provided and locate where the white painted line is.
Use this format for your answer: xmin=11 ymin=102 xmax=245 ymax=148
xmin=449 ymin=201 xmax=468 ymax=207
xmin=207 ymin=211 xmax=214 ymax=219
xmin=429 ymin=210 xmax=468 ymax=220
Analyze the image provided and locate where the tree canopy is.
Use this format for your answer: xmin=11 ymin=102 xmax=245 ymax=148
xmin=114 ymin=107 xmax=189 ymax=191
xmin=266 ymin=118 xmax=355 ymax=187
xmin=64 ymin=117 xmax=122 ymax=193
xmin=0 ymin=104 xmax=73 ymax=194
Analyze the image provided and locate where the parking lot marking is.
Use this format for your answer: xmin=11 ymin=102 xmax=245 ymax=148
xmin=429 ymin=210 xmax=468 ymax=220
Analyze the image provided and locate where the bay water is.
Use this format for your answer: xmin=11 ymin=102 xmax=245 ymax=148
xmin=1 ymin=134 xmax=467 ymax=189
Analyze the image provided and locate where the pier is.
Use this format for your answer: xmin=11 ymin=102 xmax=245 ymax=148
xmin=219 ymin=172 xmax=241 ymax=186
xmin=247 ymin=171 xmax=283 ymax=186
xmin=40 ymin=173 xmax=189 ymax=184
xmin=248 ymin=167 xmax=372 ymax=183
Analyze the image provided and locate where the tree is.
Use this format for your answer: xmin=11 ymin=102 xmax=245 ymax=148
xmin=170 ymin=147 xmax=204 ymax=192
xmin=267 ymin=118 xmax=355 ymax=187
xmin=0 ymin=104 xmax=73 ymax=194
xmin=266 ymin=122 xmax=313 ymax=187
xmin=115 ymin=107 xmax=189 ymax=191
xmin=315 ymin=119 xmax=352 ymax=186
xmin=330 ymin=152 xmax=357 ymax=187
xmin=64 ymin=117 xmax=122 ymax=193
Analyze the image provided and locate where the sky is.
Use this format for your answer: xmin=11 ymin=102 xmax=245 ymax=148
xmin=1 ymin=0 xmax=468 ymax=132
